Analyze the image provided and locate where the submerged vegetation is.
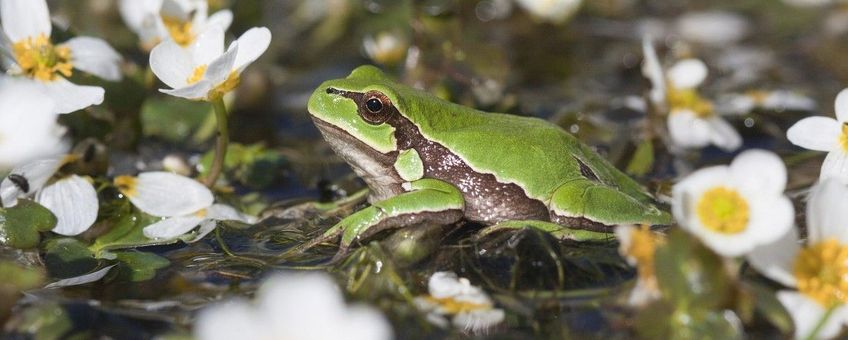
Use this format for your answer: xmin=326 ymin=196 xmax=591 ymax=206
xmin=2 ymin=0 xmax=848 ymax=338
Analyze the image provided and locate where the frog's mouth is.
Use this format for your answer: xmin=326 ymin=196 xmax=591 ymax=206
xmin=311 ymin=116 xmax=404 ymax=202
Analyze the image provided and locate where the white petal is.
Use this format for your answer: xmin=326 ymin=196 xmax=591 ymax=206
xmin=835 ymin=88 xmax=848 ymax=122
xmin=338 ymin=304 xmax=394 ymax=340
xmin=786 ymin=116 xmax=841 ymax=152
xmin=143 ymin=215 xmax=205 ymax=239
xmin=0 ymin=0 xmax=51 ymax=42
xmin=118 ymin=0 xmax=163 ymax=33
xmin=452 ymin=309 xmax=505 ymax=335
xmin=206 ymin=204 xmax=255 ymax=223
xmin=730 ymin=149 xmax=787 ymax=196
xmin=232 ymin=27 xmax=271 ymax=72
xmin=258 ymin=273 xmax=348 ymax=336
xmin=706 ymin=116 xmax=742 ymax=151
xmin=185 ymin=219 xmax=217 ymax=243
xmin=63 ymin=37 xmax=122 ymax=81
xmin=820 ymin=151 xmax=848 ymax=186
xmin=745 ymin=195 xmax=795 ymax=246
xmin=641 ymin=36 xmax=666 ymax=107
xmin=668 ymin=110 xmax=712 ymax=149
xmin=160 ymin=79 xmax=213 ymax=100
xmin=675 ymin=11 xmax=749 ymax=46
xmin=428 ymin=272 xmax=466 ymax=299
xmin=39 ymin=78 xmax=104 ymax=114
xmin=204 ymin=42 xmax=238 ymax=85
xmin=160 ymin=0 xmax=195 ymax=21
xmin=123 ymin=171 xmax=213 ymax=217
xmin=777 ymin=291 xmax=848 ymax=340
xmin=194 ymin=299 xmax=267 ymax=340
xmin=0 ymin=158 xmax=61 ymax=206
xmin=44 ymin=265 xmax=115 ymax=289
xmin=762 ymin=91 xmax=816 ymax=112
xmin=747 ymin=227 xmax=800 ymax=287
xmin=667 ymin=59 xmax=708 ymax=89
xmin=203 ymin=10 xmax=233 ymax=32
xmin=37 ymin=175 xmax=99 ymax=236
xmin=190 ymin=26 xmax=225 ymax=66
xmin=150 ymin=39 xmax=194 ymax=89
xmin=807 ymin=179 xmax=848 ymax=243
xmin=0 ymin=80 xmax=66 ymax=169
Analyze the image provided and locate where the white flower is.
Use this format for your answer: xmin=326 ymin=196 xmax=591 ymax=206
xmin=195 ymin=272 xmax=393 ymax=340
xmin=615 ymin=225 xmax=662 ymax=306
xmin=675 ymin=11 xmax=750 ymax=46
xmin=514 ymin=0 xmax=582 ymax=24
xmin=0 ymin=0 xmax=122 ymax=113
xmin=119 ymin=0 xmax=233 ymax=50
xmin=787 ymin=88 xmax=848 ymax=184
xmin=0 ymin=158 xmax=98 ymax=236
xmin=113 ymin=171 xmax=253 ymax=241
xmin=748 ymin=179 xmax=848 ymax=339
xmin=150 ymin=25 xmax=271 ymax=101
xmin=0 ymin=78 xmax=66 ymax=170
xmin=718 ymin=90 xmax=817 ymax=115
xmin=671 ymin=149 xmax=794 ymax=257
xmin=414 ymin=271 xmax=505 ymax=335
xmin=642 ymin=38 xmax=742 ymax=151
xmin=363 ymin=31 xmax=408 ymax=66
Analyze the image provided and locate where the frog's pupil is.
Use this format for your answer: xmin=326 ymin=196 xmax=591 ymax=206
xmin=366 ymin=98 xmax=383 ymax=113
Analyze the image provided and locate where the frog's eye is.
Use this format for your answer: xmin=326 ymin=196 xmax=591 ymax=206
xmin=358 ymin=91 xmax=393 ymax=125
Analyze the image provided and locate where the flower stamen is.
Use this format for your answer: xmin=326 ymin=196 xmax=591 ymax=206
xmin=161 ymin=15 xmax=195 ymax=46
xmin=114 ymin=175 xmax=138 ymax=198
xmin=794 ymin=239 xmax=848 ymax=307
xmin=839 ymin=124 xmax=848 ymax=152
xmin=696 ymin=187 xmax=749 ymax=234
xmin=207 ymin=72 xmax=240 ymax=99
xmin=667 ymin=87 xmax=714 ymax=118
xmin=12 ymin=33 xmax=73 ymax=82
xmin=187 ymin=65 xmax=208 ymax=85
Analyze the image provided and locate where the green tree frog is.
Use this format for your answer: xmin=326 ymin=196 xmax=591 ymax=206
xmin=307 ymin=66 xmax=669 ymax=251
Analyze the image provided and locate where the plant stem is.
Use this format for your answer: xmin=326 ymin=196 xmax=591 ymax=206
xmin=204 ymin=97 xmax=229 ymax=188
xmin=804 ymin=305 xmax=836 ymax=340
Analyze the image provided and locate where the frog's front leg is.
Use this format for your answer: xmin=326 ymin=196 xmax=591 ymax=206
xmin=325 ymin=178 xmax=464 ymax=252
xmin=479 ymin=220 xmax=615 ymax=242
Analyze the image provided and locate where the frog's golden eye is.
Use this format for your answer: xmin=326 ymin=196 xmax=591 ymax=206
xmin=359 ymin=91 xmax=393 ymax=125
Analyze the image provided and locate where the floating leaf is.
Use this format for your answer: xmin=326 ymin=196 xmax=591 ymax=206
xmin=113 ymin=251 xmax=170 ymax=282
xmin=43 ymin=238 xmax=99 ymax=279
xmin=90 ymin=208 xmax=179 ymax=256
xmin=44 ymin=265 xmax=116 ymax=289
xmin=0 ymin=261 xmax=45 ymax=323
xmin=0 ymin=200 xmax=57 ymax=249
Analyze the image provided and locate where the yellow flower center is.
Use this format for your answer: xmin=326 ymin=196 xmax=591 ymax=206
xmin=161 ymin=15 xmax=195 ymax=46
xmin=114 ymin=175 xmax=138 ymax=198
xmin=194 ymin=208 xmax=208 ymax=218
xmin=625 ymin=225 xmax=664 ymax=281
xmin=207 ymin=72 xmax=241 ymax=100
xmin=667 ymin=87 xmax=713 ymax=118
xmin=794 ymin=239 xmax=848 ymax=307
xmin=424 ymin=296 xmax=491 ymax=314
xmin=187 ymin=64 xmax=208 ymax=85
xmin=12 ymin=33 xmax=73 ymax=82
xmin=839 ymin=124 xmax=848 ymax=152
xmin=696 ymin=187 xmax=750 ymax=234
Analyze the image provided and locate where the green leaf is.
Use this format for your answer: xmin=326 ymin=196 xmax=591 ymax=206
xmin=113 ymin=251 xmax=170 ymax=282
xmin=626 ymin=139 xmax=655 ymax=176
xmin=10 ymin=303 xmax=73 ymax=340
xmin=43 ymin=238 xmax=98 ymax=279
xmin=746 ymin=282 xmax=794 ymax=334
xmin=0 ymin=199 xmax=57 ymax=249
xmin=90 ymin=208 xmax=180 ymax=256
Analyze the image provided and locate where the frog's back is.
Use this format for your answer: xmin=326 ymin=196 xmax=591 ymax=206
xmin=396 ymin=90 xmax=653 ymax=204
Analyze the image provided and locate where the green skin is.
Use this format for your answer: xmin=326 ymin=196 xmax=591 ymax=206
xmin=307 ymin=65 xmax=670 ymax=251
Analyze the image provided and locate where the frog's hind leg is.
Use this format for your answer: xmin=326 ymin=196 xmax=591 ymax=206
xmin=478 ymin=220 xmax=615 ymax=242
xmin=547 ymin=179 xmax=670 ymax=230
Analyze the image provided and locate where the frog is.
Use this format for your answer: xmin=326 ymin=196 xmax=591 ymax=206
xmin=305 ymin=65 xmax=670 ymax=253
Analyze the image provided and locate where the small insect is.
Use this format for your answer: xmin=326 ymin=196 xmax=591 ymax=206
xmin=8 ymin=174 xmax=30 ymax=194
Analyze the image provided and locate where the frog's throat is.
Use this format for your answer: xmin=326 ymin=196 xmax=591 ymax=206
xmin=311 ymin=116 xmax=404 ymax=202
